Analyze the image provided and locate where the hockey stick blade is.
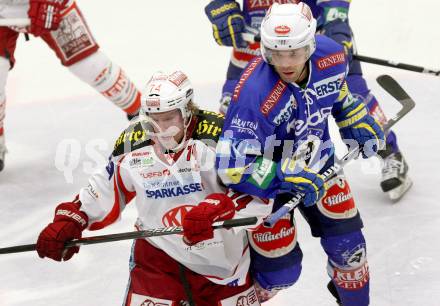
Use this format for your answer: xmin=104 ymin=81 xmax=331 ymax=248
xmin=377 ymin=75 xmax=415 ymax=131
xmin=0 ymin=217 xmax=258 ymax=255
xmin=264 ymin=75 xmax=415 ymax=227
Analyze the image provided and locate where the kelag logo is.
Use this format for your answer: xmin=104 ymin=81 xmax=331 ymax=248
xmin=162 ymin=205 xmax=194 ymax=227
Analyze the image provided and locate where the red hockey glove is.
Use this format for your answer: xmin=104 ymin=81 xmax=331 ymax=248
xmin=28 ymin=0 xmax=68 ymax=36
xmin=36 ymin=201 xmax=88 ymax=261
xmin=182 ymin=193 xmax=235 ymax=245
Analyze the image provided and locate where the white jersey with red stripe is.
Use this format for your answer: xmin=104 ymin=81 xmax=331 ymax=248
xmin=78 ymin=110 xmax=273 ymax=286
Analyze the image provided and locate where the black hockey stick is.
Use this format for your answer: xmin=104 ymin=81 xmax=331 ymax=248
xmin=354 ymin=54 xmax=440 ymax=77
xmin=263 ymin=75 xmax=415 ymax=227
xmin=0 ymin=217 xmax=258 ymax=255
xmin=241 ymin=33 xmax=440 ymax=77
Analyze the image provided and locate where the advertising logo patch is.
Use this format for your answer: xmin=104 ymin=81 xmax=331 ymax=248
xmin=249 ymin=213 xmax=297 ymax=258
xmin=146 ymin=183 xmax=203 ymax=199
xmin=275 ymin=25 xmax=291 ymax=35
xmin=162 ymin=204 xmax=194 ymax=227
xmin=317 ymin=52 xmax=345 ymax=70
xmin=272 ymin=94 xmax=295 ymax=125
xmin=332 ymin=261 xmax=369 ymax=291
xmin=218 ymin=285 xmax=259 ymax=306
xmin=233 ymin=57 xmax=263 ymax=102
xmin=130 ymin=293 xmax=173 ymax=306
xmin=260 ymin=80 xmax=287 ymax=116
xmin=313 ymin=72 xmax=345 ymax=99
xmin=246 ymin=0 xmax=299 ymax=11
xmin=230 ymin=115 xmax=259 ymax=137
xmin=317 ymin=175 xmax=357 ymax=219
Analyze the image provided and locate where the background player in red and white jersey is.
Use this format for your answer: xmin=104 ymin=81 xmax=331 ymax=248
xmin=0 ymin=0 xmax=142 ymax=172
xmin=35 ymin=70 xmax=272 ymax=306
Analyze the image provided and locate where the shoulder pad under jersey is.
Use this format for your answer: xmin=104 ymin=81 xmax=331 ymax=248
xmin=312 ymin=35 xmax=347 ymax=73
xmin=112 ymin=122 xmax=152 ymax=157
xmin=192 ymin=109 xmax=224 ymax=146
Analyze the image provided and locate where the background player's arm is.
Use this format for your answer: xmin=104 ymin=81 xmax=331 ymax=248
xmin=317 ymin=0 xmax=354 ymax=62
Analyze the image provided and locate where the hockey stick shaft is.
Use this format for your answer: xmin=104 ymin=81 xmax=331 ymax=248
xmin=0 ymin=217 xmax=258 ymax=255
xmin=264 ymin=74 xmax=415 ymax=227
xmin=354 ymin=54 xmax=440 ymax=76
xmin=241 ymin=33 xmax=440 ymax=77
xmin=263 ymin=148 xmax=360 ymax=227
xmin=0 ymin=18 xmax=30 ymax=27
xmin=242 ymin=32 xmax=260 ymax=43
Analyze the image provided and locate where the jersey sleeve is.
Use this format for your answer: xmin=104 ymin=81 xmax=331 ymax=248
xmin=78 ymin=124 xmax=147 ymax=231
xmin=79 ymin=153 xmax=135 ymax=231
xmin=215 ymin=64 xmax=286 ymax=199
xmin=317 ymin=0 xmax=351 ymax=23
xmin=226 ymin=189 xmax=274 ymax=233
xmin=317 ymin=0 xmax=354 ymax=63
xmin=331 ymin=78 xmax=361 ymax=119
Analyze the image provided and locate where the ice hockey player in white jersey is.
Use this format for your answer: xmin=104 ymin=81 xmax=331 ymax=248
xmin=36 ymin=70 xmax=272 ymax=306
xmin=0 ymin=0 xmax=142 ymax=172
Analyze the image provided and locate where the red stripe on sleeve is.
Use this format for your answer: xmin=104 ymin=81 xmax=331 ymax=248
xmin=89 ymin=155 xmax=134 ymax=230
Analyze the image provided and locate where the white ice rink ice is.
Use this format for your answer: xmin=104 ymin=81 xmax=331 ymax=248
xmin=1 ymin=1 xmax=440 ymax=305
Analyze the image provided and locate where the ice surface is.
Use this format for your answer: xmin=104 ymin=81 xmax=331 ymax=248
xmin=1 ymin=1 xmax=439 ymax=305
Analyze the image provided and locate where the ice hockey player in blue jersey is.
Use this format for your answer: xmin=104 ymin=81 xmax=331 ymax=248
xmin=215 ymin=3 xmax=385 ymax=305
xmin=205 ymin=0 xmax=412 ymax=201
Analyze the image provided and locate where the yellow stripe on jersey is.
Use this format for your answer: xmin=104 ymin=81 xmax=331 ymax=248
xmin=337 ymin=81 xmax=349 ymax=102
xmin=224 ymin=167 xmax=247 ymax=184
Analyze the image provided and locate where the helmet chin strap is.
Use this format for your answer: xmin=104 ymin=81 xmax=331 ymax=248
xmin=167 ymin=110 xmax=193 ymax=153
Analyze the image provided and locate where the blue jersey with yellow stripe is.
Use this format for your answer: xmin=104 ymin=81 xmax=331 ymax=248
xmin=216 ymin=35 xmax=355 ymax=198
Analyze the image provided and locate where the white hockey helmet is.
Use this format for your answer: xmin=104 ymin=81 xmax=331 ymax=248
xmin=141 ymin=70 xmax=194 ymax=122
xmin=260 ymin=2 xmax=317 ymax=65
xmin=140 ymin=71 xmax=194 ymax=150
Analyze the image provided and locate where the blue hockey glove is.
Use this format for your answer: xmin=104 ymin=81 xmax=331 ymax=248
xmin=277 ymin=158 xmax=327 ymax=207
xmin=334 ymin=96 xmax=385 ymax=158
xmin=205 ymin=0 xmax=246 ymax=48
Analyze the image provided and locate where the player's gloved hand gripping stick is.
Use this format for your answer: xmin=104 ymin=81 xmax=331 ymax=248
xmin=0 ymin=217 xmax=258 ymax=255
xmin=264 ymin=75 xmax=416 ymax=227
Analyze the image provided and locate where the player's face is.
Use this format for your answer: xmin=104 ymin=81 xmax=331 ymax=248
xmin=269 ymin=48 xmax=309 ymax=83
xmin=148 ymin=109 xmax=185 ymax=150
